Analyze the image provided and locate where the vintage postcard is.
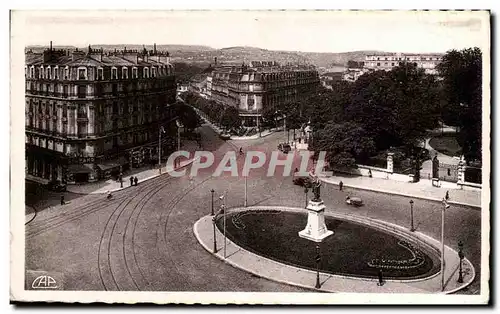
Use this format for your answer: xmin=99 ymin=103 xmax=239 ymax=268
xmin=10 ymin=10 xmax=490 ymax=304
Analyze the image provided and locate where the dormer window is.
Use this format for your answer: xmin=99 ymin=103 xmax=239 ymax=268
xmin=111 ymin=67 xmax=118 ymax=80
xmin=53 ymin=66 xmax=59 ymax=79
xmin=143 ymin=68 xmax=149 ymax=78
xmin=30 ymin=66 xmax=35 ymax=78
xmin=39 ymin=66 xmax=44 ymax=79
xmin=97 ymin=68 xmax=103 ymax=80
xmin=46 ymin=66 xmax=51 ymax=79
xmin=152 ymin=67 xmax=157 ymax=78
xmin=64 ymin=67 xmax=69 ymax=80
xmin=25 ymin=66 xmax=27 ymax=78
xmin=132 ymin=67 xmax=138 ymax=78
xmin=122 ymin=67 xmax=128 ymax=79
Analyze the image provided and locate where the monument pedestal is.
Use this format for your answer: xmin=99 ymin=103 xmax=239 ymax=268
xmin=299 ymin=200 xmax=333 ymax=242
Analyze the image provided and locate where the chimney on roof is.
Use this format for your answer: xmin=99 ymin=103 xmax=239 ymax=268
xmin=166 ymin=51 xmax=170 ymax=64
xmin=50 ymin=41 xmax=52 ymax=51
xmin=154 ymin=43 xmax=157 ymax=54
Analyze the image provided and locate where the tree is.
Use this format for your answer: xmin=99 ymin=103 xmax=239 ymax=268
xmin=310 ymin=121 xmax=376 ymax=170
xmin=220 ymin=106 xmax=241 ymax=131
xmin=176 ymin=104 xmax=201 ymax=133
xmin=347 ymin=60 xmax=364 ymax=69
xmin=437 ymin=47 xmax=482 ymax=163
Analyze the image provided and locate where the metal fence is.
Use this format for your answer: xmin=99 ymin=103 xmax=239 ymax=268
xmin=465 ymin=166 xmax=481 ymax=184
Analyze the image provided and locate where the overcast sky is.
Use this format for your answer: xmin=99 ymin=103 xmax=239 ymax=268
xmin=15 ymin=10 xmax=489 ymax=53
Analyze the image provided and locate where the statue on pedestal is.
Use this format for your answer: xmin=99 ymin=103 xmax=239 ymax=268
xmin=311 ymin=177 xmax=322 ymax=202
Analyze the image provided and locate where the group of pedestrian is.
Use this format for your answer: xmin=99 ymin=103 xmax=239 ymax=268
xmin=129 ymin=176 xmax=139 ymax=186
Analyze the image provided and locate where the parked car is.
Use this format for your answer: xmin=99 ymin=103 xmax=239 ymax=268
xmin=219 ymin=133 xmax=231 ymax=140
xmin=47 ymin=180 xmax=67 ymax=192
xmin=293 ymin=176 xmax=313 ymax=188
xmin=278 ymin=143 xmax=292 ymax=154
xmin=345 ymin=196 xmax=363 ymax=207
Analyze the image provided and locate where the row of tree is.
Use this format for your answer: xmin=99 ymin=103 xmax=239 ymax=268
xmin=181 ymin=92 xmax=241 ymax=132
xmin=265 ymin=47 xmax=482 ymax=173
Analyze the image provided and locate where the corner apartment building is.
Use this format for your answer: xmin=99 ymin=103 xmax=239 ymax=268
xmin=208 ymin=61 xmax=320 ymax=126
xmin=363 ymin=53 xmax=444 ymax=75
xmin=25 ymin=43 xmax=177 ymax=184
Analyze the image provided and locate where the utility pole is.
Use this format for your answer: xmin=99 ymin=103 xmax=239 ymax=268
xmin=257 ymin=110 xmax=261 ymax=137
xmin=177 ymin=124 xmax=181 ymax=151
xmin=158 ymin=126 xmax=165 ymax=174
xmin=441 ymin=198 xmax=449 ymax=291
xmin=284 ymin=114 xmax=287 ymax=143
xmin=244 ymin=176 xmax=247 ymax=207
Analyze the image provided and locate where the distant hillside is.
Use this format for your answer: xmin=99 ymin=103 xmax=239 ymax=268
xmin=25 ymin=44 xmax=392 ymax=68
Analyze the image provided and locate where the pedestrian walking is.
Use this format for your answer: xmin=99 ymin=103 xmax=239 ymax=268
xmin=339 ymin=181 xmax=343 ymax=191
xmin=445 ymin=190 xmax=450 ymax=201
xmin=60 ymin=195 xmax=65 ymax=206
xmin=134 ymin=177 xmax=138 ymax=186
xmin=377 ymin=269 xmax=384 ymax=286
xmin=130 ymin=177 xmax=134 ymax=186
xmin=368 ymin=169 xmax=373 ymax=178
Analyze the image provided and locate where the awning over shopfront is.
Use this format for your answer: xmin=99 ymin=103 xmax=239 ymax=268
xmin=68 ymin=164 xmax=94 ymax=174
xmin=97 ymin=157 xmax=128 ymax=171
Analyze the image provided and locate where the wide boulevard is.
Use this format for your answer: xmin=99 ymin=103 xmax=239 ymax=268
xmin=25 ymin=124 xmax=481 ymax=293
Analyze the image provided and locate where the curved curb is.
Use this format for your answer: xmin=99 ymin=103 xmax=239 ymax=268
xmin=316 ymin=175 xmax=481 ymax=210
xmin=25 ymin=206 xmax=37 ymax=225
xmin=194 ymin=206 xmax=475 ymax=294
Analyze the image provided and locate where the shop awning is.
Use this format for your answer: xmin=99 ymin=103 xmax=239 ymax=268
xmin=68 ymin=164 xmax=93 ymax=174
xmin=97 ymin=157 xmax=128 ymax=171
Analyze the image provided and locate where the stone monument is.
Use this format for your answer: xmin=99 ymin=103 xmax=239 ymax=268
xmin=299 ymin=177 xmax=334 ymax=242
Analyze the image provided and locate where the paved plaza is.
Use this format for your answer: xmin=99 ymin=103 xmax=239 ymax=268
xmin=25 ymin=124 xmax=483 ymax=294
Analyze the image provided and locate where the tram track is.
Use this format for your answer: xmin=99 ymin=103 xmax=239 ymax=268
xmin=97 ymin=173 xmax=176 ymax=291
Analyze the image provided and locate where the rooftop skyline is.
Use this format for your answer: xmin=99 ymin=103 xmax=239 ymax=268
xmin=14 ymin=10 xmax=489 ymax=54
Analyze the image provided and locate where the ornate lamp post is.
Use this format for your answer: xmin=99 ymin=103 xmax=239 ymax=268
xmin=210 ymin=189 xmax=215 ymax=216
xmin=212 ymin=215 xmax=217 ymax=254
xmin=458 ymin=240 xmax=464 ymax=283
xmin=304 ymin=186 xmax=309 ymax=208
xmin=441 ymin=197 xmax=450 ymax=291
xmin=409 ymin=199 xmax=415 ymax=232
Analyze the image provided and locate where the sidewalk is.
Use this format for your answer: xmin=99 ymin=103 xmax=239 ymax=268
xmin=67 ymin=141 xmax=200 ymax=195
xmin=315 ymin=172 xmax=481 ymax=209
xmin=192 ymin=106 xmax=275 ymax=140
xmin=194 ymin=206 xmax=475 ymax=294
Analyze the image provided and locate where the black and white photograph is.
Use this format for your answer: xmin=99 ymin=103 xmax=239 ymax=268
xmin=9 ymin=9 xmax=490 ymax=304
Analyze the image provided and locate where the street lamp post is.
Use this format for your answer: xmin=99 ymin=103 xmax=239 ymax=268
xmin=458 ymin=240 xmax=464 ymax=283
xmin=315 ymin=244 xmax=321 ymax=289
xmin=409 ymin=200 xmax=415 ymax=232
xmin=441 ymin=198 xmax=449 ymax=291
xmin=177 ymin=123 xmax=181 ymax=151
xmin=158 ymin=126 xmax=164 ymax=174
xmin=244 ymin=176 xmax=248 ymax=207
xmin=304 ymin=187 xmax=309 ymax=208
xmin=284 ymin=114 xmax=287 ymax=144
xmin=212 ymin=215 xmax=217 ymax=253
xmin=211 ymin=189 xmax=215 ymax=215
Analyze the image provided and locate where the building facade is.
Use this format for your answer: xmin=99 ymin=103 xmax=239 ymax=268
xmin=363 ymin=53 xmax=444 ymax=75
xmin=25 ymin=43 xmax=178 ymax=184
xmin=208 ymin=61 xmax=320 ymax=126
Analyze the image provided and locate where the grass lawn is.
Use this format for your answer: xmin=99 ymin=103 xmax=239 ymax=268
xmin=429 ymin=135 xmax=462 ymax=157
xmin=216 ymin=210 xmax=440 ymax=280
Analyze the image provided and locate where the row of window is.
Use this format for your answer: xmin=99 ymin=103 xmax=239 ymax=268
xmin=215 ymin=71 xmax=317 ymax=81
xmin=369 ymin=56 xmax=442 ymax=61
xmin=371 ymin=62 xmax=430 ymax=67
xmin=25 ymin=65 xmax=172 ymax=81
